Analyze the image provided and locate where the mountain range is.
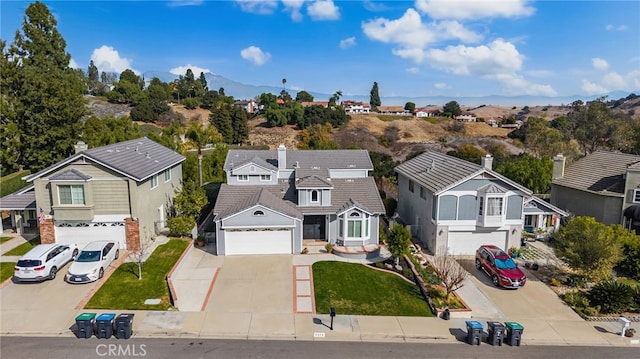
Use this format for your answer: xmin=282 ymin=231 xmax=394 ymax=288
xmin=143 ymin=70 xmax=633 ymax=108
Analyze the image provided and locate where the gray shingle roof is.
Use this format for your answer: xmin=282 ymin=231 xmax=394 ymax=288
xmin=395 ymin=151 xmax=532 ymax=195
xmin=214 ymin=185 xmax=303 ymax=220
xmin=224 ymin=149 xmax=373 ymax=171
xmin=214 ymin=177 xmax=385 ymax=220
xmin=296 ymin=168 xmax=333 ymax=188
xmin=553 ymin=151 xmax=640 ymax=194
xmin=49 ymin=169 xmax=92 ymax=181
xmin=0 ymin=186 xmax=36 ymax=210
xmin=25 ymin=137 xmax=185 ymax=183
xmin=234 ymin=155 xmax=278 ymax=172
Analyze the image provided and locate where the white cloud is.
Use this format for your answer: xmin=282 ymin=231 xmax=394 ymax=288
xmin=235 ymin=0 xmax=278 ymax=14
xmin=406 ymin=67 xmax=420 ymax=74
xmin=307 ymin=0 xmax=340 ymax=21
xmin=68 ymin=58 xmax=80 ymax=69
xmin=581 ymin=80 xmax=608 ymax=95
xmin=90 ymin=45 xmax=135 ymax=74
xmin=592 ymin=58 xmax=609 ymax=71
xmin=169 ymin=64 xmax=212 ymax=76
xmin=424 ymin=39 xmax=523 ymax=76
xmin=434 ymin=82 xmax=450 ymax=89
xmin=363 ymin=0 xmax=390 ymax=12
xmin=605 ymin=24 xmax=628 ymax=31
xmin=415 ymin=0 xmax=535 ymax=20
xmin=362 ymin=9 xmax=481 ymax=58
xmin=240 ymin=46 xmax=272 ymax=66
xmin=339 ymin=37 xmax=356 ymax=49
xmin=167 ymin=0 xmax=204 ymax=7
xmin=282 ymin=0 xmax=304 ymax=21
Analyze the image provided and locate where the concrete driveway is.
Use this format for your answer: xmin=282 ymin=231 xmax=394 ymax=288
xmin=0 ymin=261 xmax=100 ymax=334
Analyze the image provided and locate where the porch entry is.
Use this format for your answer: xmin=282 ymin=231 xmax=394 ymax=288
xmin=303 ymin=215 xmax=326 ymax=240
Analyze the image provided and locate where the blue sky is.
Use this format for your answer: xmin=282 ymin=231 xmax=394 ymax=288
xmin=2 ymin=0 xmax=639 ymax=99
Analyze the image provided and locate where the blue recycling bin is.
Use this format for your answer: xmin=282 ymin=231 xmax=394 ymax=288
xmin=96 ymin=313 xmax=116 ymax=339
xmin=465 ymin=320 xmax=483 ymax=345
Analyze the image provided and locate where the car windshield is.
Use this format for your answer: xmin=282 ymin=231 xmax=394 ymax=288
xmin=495 ymin=258 xmax=517 ymax=269
xmin=17 ymin=259 xmax=41 ymax=267
xmin=76 ymin=250 xmax=101 ymax=262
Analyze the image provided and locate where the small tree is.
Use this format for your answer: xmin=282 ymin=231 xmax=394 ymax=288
xmin=128 ymin=236 xmax=150 ymax=280
xmin=554 ymin=216 xmax=624 ymax=282
xmin=431 ymin=255 xmax=468 ymax=301
xmin=386 ymin=223 xmax=411 ymax=265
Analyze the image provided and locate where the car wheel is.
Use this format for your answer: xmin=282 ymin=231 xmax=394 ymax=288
xmin=72 ymin=248 xmax=79 ymax=259
xmin=492 ymin=275 xmax=500 ymax=287
xmin=98 ymin=267 xmax=104 ymax=279
xmin=475 ymin=259 xmax=481 ymax=270
xmin=114 ymin=249 xmax=119 ymax=260
xmin=49 ymin=266 xmax=57 ymax=280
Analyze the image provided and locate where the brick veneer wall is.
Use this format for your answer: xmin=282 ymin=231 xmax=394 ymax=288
xmin=39 ymin=218 xmax=55 ymax=244
xmin=125 ymin=217 xmax=140 ymax=251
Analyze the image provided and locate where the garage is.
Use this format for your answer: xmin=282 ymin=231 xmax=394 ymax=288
xmin=447 ymin=231 xmax=508 ymax=255
xmin=224 ymin=228 xmax=293 ymax=255
xmin=54 ymin=221 xmax=127 ymax=250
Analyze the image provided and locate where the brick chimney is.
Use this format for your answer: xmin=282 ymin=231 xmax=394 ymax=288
xmin=481 ymin=154 xmax=493 ymax=170
xmin=277 ymin=144 xmax=286 ymax=170
xmin=553 ymin=154 xmax=566 ymax=179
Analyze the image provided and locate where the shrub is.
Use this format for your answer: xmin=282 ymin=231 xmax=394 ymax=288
xmin=633 ymin=285 xmax=640 ymax=311
xmin=383 ymin=198 xmax=397 ymax=217
xmin=588 ymin=280 xmax=635 ymax=314
xmin=402 ymin=268 xmax=413 ymax=279
xmin=565 ymin=273 xmax=588 ymax=288
xmin=301 ymin=247 xmax=309 ymax=254
xmin=550 ymin=277 xmax=561 ymax=286
xmin=583 ymin=306 xmax=600 ymax=317
xmin=562 ymin=290 xmax=590 ymax=311
xmin=184 ymin=98 xmax=200 ymax=110
xmin=445 ymin=120 xmax=466 ymax=133
xmin=324 ymin=243 xmax=334 ymax=253
xmin=167 ymin=216 xmax=195 ymax=237
xmin=618 ymin=235 xmax=640 ymax=280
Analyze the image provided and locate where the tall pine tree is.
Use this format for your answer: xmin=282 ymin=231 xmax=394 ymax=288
xmin=1 ymin=1 xmax=86 ymax=173
xmin=370 ymin=81 xmax=381 ymax=111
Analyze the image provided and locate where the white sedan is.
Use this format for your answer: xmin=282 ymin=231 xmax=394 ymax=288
xmin=65 ymin=241 xmax=119 ymax=284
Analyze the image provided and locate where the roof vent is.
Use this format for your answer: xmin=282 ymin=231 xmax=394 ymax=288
xmin=348 ymin=164 xmax=356 ymax=168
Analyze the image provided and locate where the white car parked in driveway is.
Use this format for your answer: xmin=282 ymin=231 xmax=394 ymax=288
xmin=65 ymin=241 xmax=119 ymax=284
xmin=13 ymin=243 xmax=78 ymax=282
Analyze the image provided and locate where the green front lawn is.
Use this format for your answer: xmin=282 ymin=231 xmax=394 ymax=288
xmin=0 ymin=262 xmax=16 ymax=283
xmin=2 ymin=236 xmax=40 ymax=256
xmin=0 ymin=236 xmax=12 ymax=244
xmin=85 ymin=238 xmax=189 ymax=310
xmin=313 ymin=261 xmax=434 ymax=317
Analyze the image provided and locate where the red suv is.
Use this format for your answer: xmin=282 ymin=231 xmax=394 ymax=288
xmin=475 ymin=245 xmax=526 ymax=288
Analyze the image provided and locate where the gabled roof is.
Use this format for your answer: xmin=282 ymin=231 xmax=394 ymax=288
xmin=395 ymin=151 xmax=532 ymax=196
xmin=25 ymin=137 xmax=185 ymax=183
xmin=295 ymin=168 xmax=333 ymax=188
xmin=224 ymin=149 xmax=373 ymax=172
xmin=524 ymin=196 xmax=568 ymax=217
xmin=232 ymin=155 xmax=278 ymax=172
xmin=49 ymin=169 xmax=92 ymax=181
xmin=214 ymin=185 xmax=303 ymax=220
xmin=553 ymin=150 xmax=640 ymax=195
xmin=337 ymin=198 xmax=373 ymax=215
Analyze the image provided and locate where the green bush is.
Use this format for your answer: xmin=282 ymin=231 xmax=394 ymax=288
xmin=324 ymin=243 xmax=334 ymax=253
xmin=588 ymin=280 xmax=635 ymax=314
xmin=0 ymin=170 xmax=30 ymax=196
xmin=167 ymin=216 xmax=195 ymax=237
xmin=562 ymin=290 xmax=590 ymax=311
xmin=375 ymin=262 xmax=384 ymax=268
xmin=633 ymin=285 xmax=640 ymax=311
xmin=565 ymin=273 xmax=588 ymax=288
xmin=383 ymin=198 xmax=397 ymax=217
xmin=618 ymin=235 xmax=640 ymax=280
xmin=183 ymin=98 xmax=200 ymax=110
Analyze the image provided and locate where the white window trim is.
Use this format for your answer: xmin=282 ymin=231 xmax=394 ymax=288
xmin=151 ymin=174 xmax=159 ymax=189
xmin=344 ymin=212 xmax=370 ymax=240
xmin=310 ymin=190 xmax=320 ymax=204
xmin=634 ymin=189 xmax=640 ymax=203
xmin=58 ymin=184 xmax=86 ymax=205
xmin=260 ymin=174 xmax=271 ymax=182
xmin=238 ymin=175 xmax=249 ymax=182
xmin=164 ymin=169 xmax=171 ymax=182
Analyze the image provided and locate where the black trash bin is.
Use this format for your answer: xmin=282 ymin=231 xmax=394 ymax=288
xmin=75 ymin=313 xmax=96 ymax=339
xmin=465 ymin=320 xmax=483 ymax=345
xmin=505 ymin=321 xmax=524 ymax=346
xmin=487 ymin=321 xmax=505 ymax=346
xmin=115 ymin=313 xmax=135 ymax=339
xmin=96 ymin=313 xmax=116 ymax=339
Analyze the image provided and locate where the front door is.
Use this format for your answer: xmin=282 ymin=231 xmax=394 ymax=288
xmin=303 ymin=215 xmax=326 ymax=240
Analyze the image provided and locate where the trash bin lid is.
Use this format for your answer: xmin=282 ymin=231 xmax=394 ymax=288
xmin=97 ymin=313 xmax=116 ymax=321
xmin=487 ymin=321 xmax=505 ymax=328
xmin=75 ymin=313 xmax=96 ymax=321
xmin=505 ymin=321 xmax=524 ymax=330
xmin=465 ymin=321 xmax=483 ymax=329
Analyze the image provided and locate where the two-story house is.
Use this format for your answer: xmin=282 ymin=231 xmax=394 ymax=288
xmin=212 ymin=145 xmax=385 ymax=255
xmin=21 ymin=138 xmax=185 ymax=250
xmin=551 ymin=151 xmax=640 ymax=231
xmin=341 ymin=100 xmax=371 ymax=114
xmin=395 ymin=152 xmax=566 ymax=256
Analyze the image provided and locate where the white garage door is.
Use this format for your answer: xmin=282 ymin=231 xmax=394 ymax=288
xmin=55 ymin=223 xmax=127 ymax=250
xmin=225 ymin=229 xmax=292 ymax=255
xmin=447 ymin=231 xmax=508 ymax=256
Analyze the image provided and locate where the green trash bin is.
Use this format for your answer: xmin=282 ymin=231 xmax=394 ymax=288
xmin=505 ymin=321 xmax=524 ymax=346
xmin=75 ymin=313 xmax=96 ymax=339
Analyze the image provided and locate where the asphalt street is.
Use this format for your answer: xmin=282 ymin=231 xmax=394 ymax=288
xmin=1 ymin=337 xmax=638 ymax=359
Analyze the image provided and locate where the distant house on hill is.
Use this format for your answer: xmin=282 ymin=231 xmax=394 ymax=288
xmin=415 ymin=106 xmax=440 ymax=118
xmin=377 ymin=106 xmax=409 ymax=115
xmin=234 ymin=99 xmax=257 ymax=113
xmin=341 ymin=100 xmax=371 ymax=114
xmin=455 ymin=113 xmax=477 ymax=122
